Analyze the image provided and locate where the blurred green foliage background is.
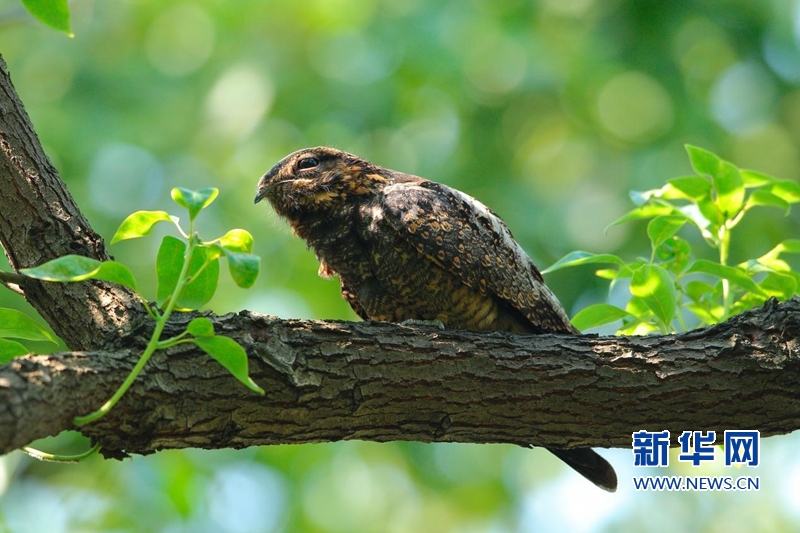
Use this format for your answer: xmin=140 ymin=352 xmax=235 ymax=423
xmin=1 ymin=0 xmax=800 ymax=531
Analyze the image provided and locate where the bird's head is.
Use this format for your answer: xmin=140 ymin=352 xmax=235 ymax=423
xmin=254 ymin=147 xmax=389 ymax=220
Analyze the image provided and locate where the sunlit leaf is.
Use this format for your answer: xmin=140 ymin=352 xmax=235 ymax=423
xmin=595 ymin=268 xmax=621 ymax=280
xmin=0 ymin=309 xmax=57 ymax=343
xmin=607 ymin=203 xmax=675 ymax=230
xmin=630 ymin=265 xmax=676 ymax=329
xmin=111 ymin=210 xmax=173 ymax=244
xmin=21 ymin=0 xmax=72 ymax=36
xmin=193 ymin=336 xmax=265 ymax=394
xmin=0 ymin=338 xmax=28 ymax=364
xmin=740 ymin=170 xmax=776 ymax=188
xmin=715 ymin=162 xmax=745 ymax=216
xmin=684 ymin=280 xmax=717 ymax=303
xmin=21 ymin=256 xmax=137 ymax=292
xmin=759 ymin=272 xmax=797 ymax=299
xmin=687 ymin=260 xmax=766 ymax=296
xmin=744 ymin=190 xmax=790 ymax=214
xmin=665 ymin=176 xmax=712 ymax=201
xmin=769 ymin=180 xmax=800 ymax=204
xmin=218 ymin=229 xmax=254 ymax=253
xmin=757 ymin=239 xmax=800 ymax=271
xmin=686 ymin=145 xmax=722 ymax=177
xmin=187 ymin=317 xmax=215 ymax=337
xmin=647 ymin=215 xmax=687 ymax=251
xmin=686 ymin=303 xmax=721 ymax=326
xmin=695 ymin=197 xmax=723 ymax=234
xmin=571 ymin=304 xmax=632 ymax=331
xmin=543 ymin=251 xmax=627 ymax=274
xmin=171 ymin=188 xmax=219 ymax=220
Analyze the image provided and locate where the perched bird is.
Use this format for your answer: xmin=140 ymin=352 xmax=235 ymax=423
xmin=255 ymin=146 xmax=617 ymax=492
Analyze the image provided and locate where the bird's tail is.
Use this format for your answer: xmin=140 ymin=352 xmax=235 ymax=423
xmin=547 ymin=447 xmax=618 ymax=492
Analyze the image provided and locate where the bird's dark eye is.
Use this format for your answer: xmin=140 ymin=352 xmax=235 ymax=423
xmin=297 ymin=157 xmax=319 ymax=171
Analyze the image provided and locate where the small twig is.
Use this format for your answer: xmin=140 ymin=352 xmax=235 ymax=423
xmin=0 ymin=270 xmax=25 ymax=295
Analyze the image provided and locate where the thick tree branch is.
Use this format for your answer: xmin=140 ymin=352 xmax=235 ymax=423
xmin=1 ymin=298 xmax=799 ymax=457
xmin=0 ymin=51 xmax=799 ymax=460
xmin=0 ymin=55 xmax=142 ymax=350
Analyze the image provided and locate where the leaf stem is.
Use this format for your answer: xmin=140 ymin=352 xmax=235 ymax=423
xmin=22 ymin=442 xmax=101 ymax=463
xmin=720 ymin=223 xmax=731 ymax=319
xmin=73 ymin=221 xmax=199 ymax=426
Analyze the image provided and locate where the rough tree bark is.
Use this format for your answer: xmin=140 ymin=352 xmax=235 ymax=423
xmin=1 ymin=54 xmax=799 ymax=459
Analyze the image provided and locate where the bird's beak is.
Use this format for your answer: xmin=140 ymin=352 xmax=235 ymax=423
xmin=254 ymin=186 xmax=267 ymax=204
xmin=254 ymin=173 xmax=271 ymax=204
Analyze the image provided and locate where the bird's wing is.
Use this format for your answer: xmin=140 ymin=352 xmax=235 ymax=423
xmin=380 ymin=180 xmax=576 ymax=334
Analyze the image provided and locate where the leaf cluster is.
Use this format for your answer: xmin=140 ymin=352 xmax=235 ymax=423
xmin=19 ymin=188 xmax=263 ymax=428
xmin=547 ymin=146 xmax=800 ymax=334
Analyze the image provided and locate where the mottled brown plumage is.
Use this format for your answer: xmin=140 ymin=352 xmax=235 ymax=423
xmin=255 ymin=146 xmax=617 ymax=491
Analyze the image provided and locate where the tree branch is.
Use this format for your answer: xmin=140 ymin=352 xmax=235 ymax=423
xmin=0 ymin=51 xmax=799 ymax=461
xmin=0 ymin=55 xmax=142 ymax=350
xmin=2 ymin=298 xmax=799 ymax=457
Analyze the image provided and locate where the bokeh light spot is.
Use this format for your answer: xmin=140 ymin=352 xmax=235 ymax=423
xmin=17 ymin=48 xmax=74 ymax=103
xmin=710 ymin=62 xmax=778 ymax=133
xmin=145 ymin=3 xmax=216 ymax=77
xmin=596 ymin=71 xmax=674 ymax=143
xmin=542 ymin=0 xmax=595 ymax=17
xmin=208 ymin=463 xmax=287 ymax=533
xmin=87 ymin=144 xmax=164 ymax=217
xmin=205 ymin=64 xmax=274 ymax=140
xmin=309 ymin=33 xmax=397 ymax=85
xmin=463 ymin=32 xmax=527 ymax=94
xmin=565 ymin=184 xmax=628 ymax=252
xmin=730 ymin=124 xmax=799 ymax=178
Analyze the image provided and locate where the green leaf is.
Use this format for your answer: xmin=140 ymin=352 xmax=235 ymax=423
xmin=0 ymin=338 xmax=28 ymax=364
xmin=760 ymin=272 xmax=797 ymax=300
xmin=157 ymin=236 xmax=188 ymax=306
xmin=647 ymin=215 xmax=687 ymax=251
xmin=171 ymin=187 xmax=219 ymax=220
xmin=630 ymin=265 xmax=677 ymax=330
xmin=21 ymin=256 xmax=137 ymax=292
xmin=218 ymin=229 xmax=255 ymax=253
xmin=595 ymin=268 xmax=622 ymax=281
xmin=617 ymin=298 xmax=660 ymax=334
xmin=695 ymin=196 xmax=724 ymax=233
xmin=687 ymin=260 xmax=767 ymax=297
xmin=686 ymin=145 xmax=722 ymax=177
xmin=571 ymin=304 xmax=632 ymax=331
xmin=757 ymin=239 xmax=800 ymax=271
xmin=684 ymin=280 xmax=717 ymax=303
xmin=713 ymin=161 xmax=745 ymax=217
xmin=655 ymin=236 xmax=692 ymax=274
xmin=0 ymin=309 xmax=57 ymax=343
xmin=606 ymin=203 xmax=676 ymax=229
xmin=665 ymin=176 xmax=712 ymax=201
xmin=193 ymin=336 xmax=265 ymax=394
xmin=769 ymin=180 xmax=800 ymax=204
xmin=543 ymin=251 xmax=627 ymax=274
xmin=744 ymin=190 xmax=790 ymax=213
xmin=111 ymin=211 xmax=174 ymax=244
xmin=223 ymin=251 xmax=260 ymax=289
xmin=187 ymin=317 xmax=215 ymax=337
xmin=156 ymin=236 xmax=220 ymax=309
xmin=740 ymin=170 xmax=776 ymax=188
xmin=686 ymin=302 xmax=722 ymax=326
xmin=21 ymin=0 xmax=72 ymax=36
xmin=207 ymin=244 xmax=260 ymax=288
